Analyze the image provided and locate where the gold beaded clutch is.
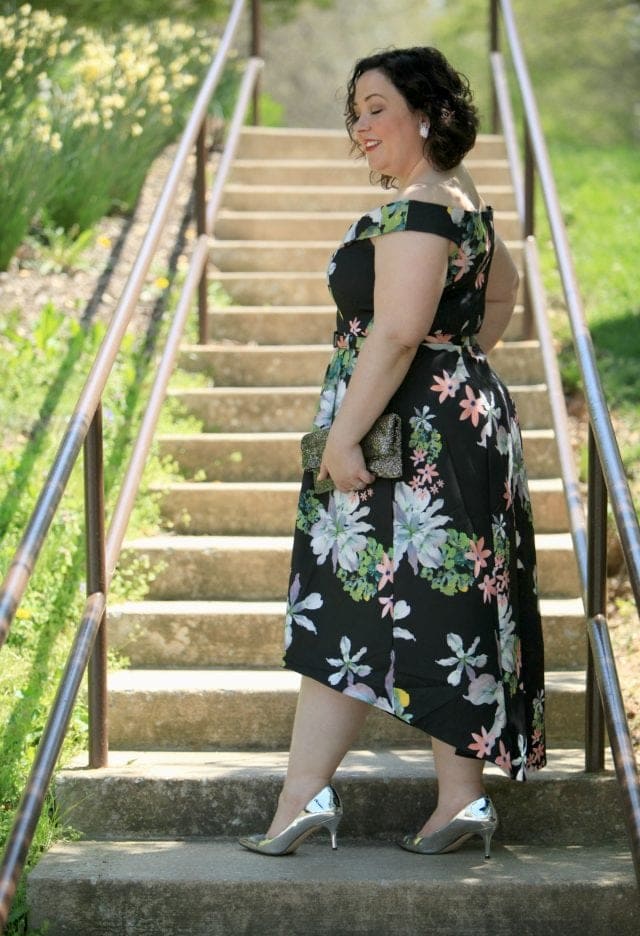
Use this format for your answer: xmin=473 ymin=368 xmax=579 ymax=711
xmin=301 ymin=412 xmax=402 ymax=494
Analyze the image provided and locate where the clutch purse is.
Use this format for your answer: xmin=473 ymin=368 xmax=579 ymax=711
xmin=301 ymin=412 xmax=402 ymax=494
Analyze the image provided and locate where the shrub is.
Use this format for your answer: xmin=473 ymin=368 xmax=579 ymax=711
xmin=0 ymin=5 xmax=240 ymax=268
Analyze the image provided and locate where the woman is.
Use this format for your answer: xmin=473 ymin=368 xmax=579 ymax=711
xmin=239 ymin=46 xmax=546 ymax=858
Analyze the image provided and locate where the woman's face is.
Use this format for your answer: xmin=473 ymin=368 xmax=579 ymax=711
xmin=351 ymin=68 xmax=425 ymax=182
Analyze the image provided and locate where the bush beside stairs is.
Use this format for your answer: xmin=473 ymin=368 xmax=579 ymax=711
xmin=27 ymin=127 xmax=636 ymax=935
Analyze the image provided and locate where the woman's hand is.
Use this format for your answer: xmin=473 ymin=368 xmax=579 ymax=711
xmin=317 ymin=437 xmax=376 ymax=493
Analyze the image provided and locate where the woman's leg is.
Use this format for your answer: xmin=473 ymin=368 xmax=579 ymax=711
xmin=417 ymin=737 xmax=486 ymax=836
xmin=266 ymin=675 xmax=369 ymax=836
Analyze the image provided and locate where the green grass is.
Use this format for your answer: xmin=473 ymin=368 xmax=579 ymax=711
xmin=536 ymin=142 xmax=640 ymax=493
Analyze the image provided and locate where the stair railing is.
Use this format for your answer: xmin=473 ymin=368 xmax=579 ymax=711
xmin=0 ymin=0 xmax=264 ymax=928
xmin=489 ymin=0 xmax=640 ymax=887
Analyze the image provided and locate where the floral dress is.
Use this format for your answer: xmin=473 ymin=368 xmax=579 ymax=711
xmin=283 ymin=199 xmax=546 ymax=779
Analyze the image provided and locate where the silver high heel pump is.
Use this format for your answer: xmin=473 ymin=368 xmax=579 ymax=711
xmin=238 ymin=785 xmax=343 ymax=856
xmin=399 ymin=796 xmax=498 ymax=859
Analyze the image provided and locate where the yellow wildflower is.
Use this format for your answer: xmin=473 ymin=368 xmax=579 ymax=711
xmin=130 ymin=122 xmax=143 ymax=137
xmin=154 ymin=276 xmax=170 ymax=290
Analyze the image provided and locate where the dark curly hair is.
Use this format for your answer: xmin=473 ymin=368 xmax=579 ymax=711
xmin=345 ymin=47 xmax=479 ymax=187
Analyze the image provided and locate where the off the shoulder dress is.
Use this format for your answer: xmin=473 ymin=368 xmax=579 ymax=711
xmin=282 ymin=199 xmax=546 ymax=779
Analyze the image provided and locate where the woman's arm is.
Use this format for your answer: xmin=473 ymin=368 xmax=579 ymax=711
xmin=318 ymin=230 xmax=449 ymax=492
xmin=475 ymin=235 xmax=519 ymax=352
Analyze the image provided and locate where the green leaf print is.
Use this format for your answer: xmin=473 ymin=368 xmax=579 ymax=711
xmin=296 ymin=490 xmax=322 ymax=535
xmin=336 ymin=536 xmax=387 ymax=602
xmin=420 ymin=528 xmax=475 ymax=596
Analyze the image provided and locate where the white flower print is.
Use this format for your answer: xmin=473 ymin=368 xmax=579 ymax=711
xmin=497 ymin=594 xmax=517 ymax=674
xmin=284 ymin=573 xmax=322 ymax=650
xmin=409 ymin=405 xmax=436 ymax=435
xmin=393 ymin=483 xmax=451 ymax=573
xmin=344 ymin=650 xmax=413 ymax=722
xmin=436 ymin=632 xmax=488 ymax=686
xmin=310 ymin=491 xmax=373 ymax=573
xmin=326 ymin=257 xmax=337 ymax=284
xmin=464 ymin=674 xmax=507 ymax=738
xmin=326 ymin=636 xmax=372 ymax=686
xmin=314 ymin=377 xmax=347 ymax=429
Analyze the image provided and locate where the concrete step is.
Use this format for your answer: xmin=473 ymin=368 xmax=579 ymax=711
xmin=28 ymin=839 xmax=636 ymax=936
xmin=229 ymin=158 xmax=513 ymax=187
xmin=152 ymin=477 xmax=567 ymax=536
xmin=207 ymin=304 xmax=528 ymax=343
xmin=222 ymin=183 xmax=517 ymax=213
xmin=235 ymin=126 xmax=508 ymax=161
xmin=211 ymin=238 xmax=523 ymax=274
xmin=54 ymin=748 xmax=617 ymax=842
xmin=157 ymin=428 xmax=561 ymax=482
xmin=215 ymin=209 xmax=523 ymax=243
xmin=108 ymin=596 xmax=584 ymax=671
xmin=105 ymin=668 xmax=584 ymax=750
xmin=166 ymin=383 xmax=551 ymax=432
xmin=213 ymin=269 xmax=525 ymax=306
xmin=211 ymin=240 xmax=335 ymax=273
xmin=177 ymin=339 xmax=544 ymax=388
xmin=118 ymin=532 xmax=580 ymax=602
xmin=214 ymin=270 xmax=328 ymax=305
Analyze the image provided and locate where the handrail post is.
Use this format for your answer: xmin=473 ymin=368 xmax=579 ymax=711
xmin=196 ymin=122 xmax=209 ymax=344
xmin=585 ymin=425 xmax=607 ymax=772
xmin=251 ymin=0 xmax=262 ymax=125
xmin=489 ymin=0 xmax=500 ymax=132
xmin=522 ymin=126 xmax=535 ymax=338
xmin=84 ymin=403 xmax=108 ymax=768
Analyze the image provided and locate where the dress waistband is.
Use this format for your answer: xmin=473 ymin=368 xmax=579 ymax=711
xmin=332 ymin=330 xmax=484 ymax=357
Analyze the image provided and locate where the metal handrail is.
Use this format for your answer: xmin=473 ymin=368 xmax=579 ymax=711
xmin=0 ymin=1 xmax=263 ymax=927
xmin=489 ymin=0 xmax=640 ymax=887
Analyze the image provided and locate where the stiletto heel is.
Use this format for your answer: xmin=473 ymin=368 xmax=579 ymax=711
xmin=481 ymin=827 xmax=494 ymax=860
xmin=398 ymin=795 xmax=498 ymax=859
xmin=325 ymin=813 xmax=341 ymax=850
xmin=238 ymin=785 xmax=343 ymax=856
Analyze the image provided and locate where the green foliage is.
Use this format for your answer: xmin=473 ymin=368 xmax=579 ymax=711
xmin=2 ymin=0 xmax=334 ymax=28
xmin=429 ymin=0 xmax=639 ymax=145
xmin=0 ymin=295 xmax=198 ymax=933
xmin=0 ymin=6 xmax=241 ymax=267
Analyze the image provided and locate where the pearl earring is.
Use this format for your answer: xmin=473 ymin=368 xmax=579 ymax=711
xmin=419 ymin=121 xmax=430 ymax=140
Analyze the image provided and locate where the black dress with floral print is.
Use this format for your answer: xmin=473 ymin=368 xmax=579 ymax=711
xmin=283 ymin=199 xmax=546 ymax=779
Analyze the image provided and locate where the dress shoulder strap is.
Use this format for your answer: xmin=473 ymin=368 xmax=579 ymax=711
xmin=341 ymin=199 xmax=492 ymax=248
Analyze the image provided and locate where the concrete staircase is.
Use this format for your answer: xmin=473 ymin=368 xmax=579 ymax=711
xmin=27 ymin=127 xmax=636 ymax=934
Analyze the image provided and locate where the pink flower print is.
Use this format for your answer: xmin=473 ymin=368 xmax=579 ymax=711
xmin=493 ymin=552 xmax=504 ymax=570
xmin=458 ymin=385 xmax=487 ymax=428
xmin=503 ymin=479 xmax=513 ymax=509
xmin=376 ymin=552 xmax=394 ymax=591
xmin=349 ymin=317 xmax=363 ymax=335
xmin=335 ymin=335 xmax=350 ymax=349
xmin=430 ymin=370 xmax=459 ymax=403
xmin=379 ymin=595 xmax=394 ymax=618
xmin=475 ymin=270 xmax=486 ymax=290
xmin=478 ymin=574 xmax=498 ymax=604
xmin=468 ymin=726 xmax=495 ymax=758
xmin=410 ymin=449 xmax=427 ymax=466
xmin=464 ymin=536 xmax=492 ymax=578
xmin=419 ymin=463 xmax=439 ymax=484
xmin=451 ymin=240 xmax=472 ymax=281
xmin=496 ymin=569 xmax=510 ymax=593
xmin=495 ymin=740 xmax=512 ymax=775
xmin=409 ymin=475 xmax=424 ymax=492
